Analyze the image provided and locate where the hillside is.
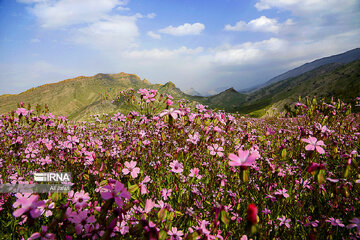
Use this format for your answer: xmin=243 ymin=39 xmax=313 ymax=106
xmin=244 ymin=48 xmax=360 ymax=93
xmin=190 ymin=88 xmax=246 ymax=112
xmin=235 ymin=60 xmax=360 ymax=116
xmin=0 ymin=70 xmax=249 ymax=120
xmin=0 ymin=73 xmax=187 ymax=120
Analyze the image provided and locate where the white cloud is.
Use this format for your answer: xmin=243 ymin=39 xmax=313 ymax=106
xmin=132 ymin=13 xmax=157 ymax=19
xmin=116 ymin=0 xmax=130 ymax=10
xmin=147 ymin=13 xmax=156 ymax=19
xmin=255 ymin=0 xmax=357 ymax=15
xmin=72 ymin=15 xmax=139 ymax=51
xmin=123 ymin=46 xmax=204 ymax=59
xmin=117 ymin=6 xmax=130 ymax=11
xmin=211 ymin=38 xmax=287 ymax=65
xmin=225 ymin=16 xmax=293 ymax=33
xmin=159 ymin=23 xmax=205 ymax=36
xmin=147 ymin=31 xmax=161 ymax=40
xmin=20 ymin=0 xmax=124 ymax=29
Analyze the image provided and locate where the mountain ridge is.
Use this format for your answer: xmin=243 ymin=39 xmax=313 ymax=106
xmin=1 ymin=49 xmax=359 ymax=119
xmin=243 ymin=48 xmax=360 ymax=93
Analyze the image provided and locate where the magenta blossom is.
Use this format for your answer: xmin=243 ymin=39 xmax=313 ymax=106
xmin=145 ymin=199 xmax=156 ymax=213
xmin=189 ymin=168 xmax=202 ymax=179
xmin=326 ymin=218 xmax=345 ymax=227
xmin=29 ymin=226 xmax=55 ymax=240
xmin=166 ymin=99 xmax=173 ymax=106
xmin=101 ymin=181 xmax=131 ymax=208
xmin=301 ymin=136 xmax=326 ymax=154
xmin=274 ymin=188 xmax=290 ymax=198
xmin=168 ymin=227 xmax=184 ymax=240
xmin=159 ymin=108 xmax=182 ymax=119
xmin=278 ymin=216 xmax=291 ymax=228
xmin=140 ymin=176 xmax=151 ymax=195
xmin=122 ymin=161 xmax=140 ymax=178
xmin=208 ymin=144 xmax=224 ymax=157
xmin=15 ymin=107 xmax=29 ymax=116
xmin=72 ymin=189 xmax=90 ymax=209
xmin=170 ymin=160 xmax=183 ymax=173
xmin=70 ymin=210 xmax=97 ymax=235
xmin=13 ymin=193 xmax=45 ymax=218
xmin=186 ymin=132 xmax=201 ymax=144
xmin=161 ymin=188 xmax=172 ymax=201
xmin=347 ymin=217 xmax=360 ymax=234
xmin=228 ymin=149 xmax=260 ymax=167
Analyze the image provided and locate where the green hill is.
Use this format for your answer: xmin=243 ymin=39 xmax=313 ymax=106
xmin=0 ymin=73 xmax=164 ymax=119
xmin=190 ymin=87 xmax=246 ymax=112
xmin=235 ymin=60 xmax=360 ymax=116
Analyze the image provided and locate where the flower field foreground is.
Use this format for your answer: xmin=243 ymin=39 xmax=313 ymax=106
xmin=0 ymin=91 xmax=360 ymax=239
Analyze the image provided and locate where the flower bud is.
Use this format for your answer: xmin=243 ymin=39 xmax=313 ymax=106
xmin=247 ymin=203 xmax=258 ymax=225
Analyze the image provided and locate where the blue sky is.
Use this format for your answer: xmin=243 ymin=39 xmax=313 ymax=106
xmin=0 ymin=0 xmax=359 ymax=95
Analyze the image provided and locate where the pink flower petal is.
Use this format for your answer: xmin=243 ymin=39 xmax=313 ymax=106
xmin=316 ymin=146 xmax=325 ymax=154
xmin=237 ymin=150 xmax=250 ymax=162
xmin=305 ymin=145 xmax=315 ymax=151
xmin=29 ymin=233 xmax=41 ymax=239
xmin=13 ymin=207 xmax=27 ymax=217
xmin=101 ymin=192 xmax=113 ymax=200
xmin=228 ymin=153 xmax=240 ymax=162
xmin=115 ymin=197 xmax=124 ymax=207
xmin=301 ymin=138 xmax=311 ymax=144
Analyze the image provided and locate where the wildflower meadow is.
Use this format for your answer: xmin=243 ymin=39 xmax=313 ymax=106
xmin=0 ymin=89 xmax=359 ymax=239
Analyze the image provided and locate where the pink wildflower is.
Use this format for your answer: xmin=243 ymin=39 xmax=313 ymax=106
xmin=274 ymin=188 xmax=290 ymax=198
xmin=326 ymin=218 xmax=345 ymax=227
xmin=166 ymin=99 xmax=173 ymax=106
xmin=208 ymin=144 xmax=224 ymax=157
xmin=278 ymin=216 xmax=291 ymax=228
xmin=15 ymin=108 xmax=29 ymax=116
xmin=169 ymin=160 xmax=183 ymax=173
xmin=195 ymin=220 xmax=211 ymax=235
xmin=228 ymin=149 xmax=260 ymax=167
xmin=301 ymin=136 xmax=326 ymax=154
xmin=101 ymin=180 xmax=131 ymax=208
xmin=70 ymin=210 xmax=97 ymax=234
xmin=262 ymin=208 xmax=271 ymax=215
xmin=73 ymin=190 xmax=90 ymax=209
xmin=168 ymin=227 xmax=184 ymax=240
xmin=13 ymin=194 xmax=45 ymax=218
xmin=39 ymin=156 xmax=52 ymax=165
xmin=145 ymin=199 xmax=156 ymax=213
xmin=187 ymin=132 xmax=201 ymax=144
xmin=189 ymin=168 xmax=202 ymax=179
xmin=161 ymin=188 xmax=172 ymax=201
xmin=29 ymin=226 xmax=55 ymax=240
xmin=346 ymin=217 xmax=360 ymax=234
xmin=122 ymin=161 xmax=140 ymax=178
xmin=159 ymin=108 xmax=182 ymax=119
xmin=140 ymin=176 xmax=151 ymax=195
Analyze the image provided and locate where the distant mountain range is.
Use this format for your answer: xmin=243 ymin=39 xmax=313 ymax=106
xmin=0 ymin=48 xmax=359 ymax=119
xmin=184 ymin=88 xmax=202 ymax=96
xmin=243 ymin=48 xmax=360 ymax=93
